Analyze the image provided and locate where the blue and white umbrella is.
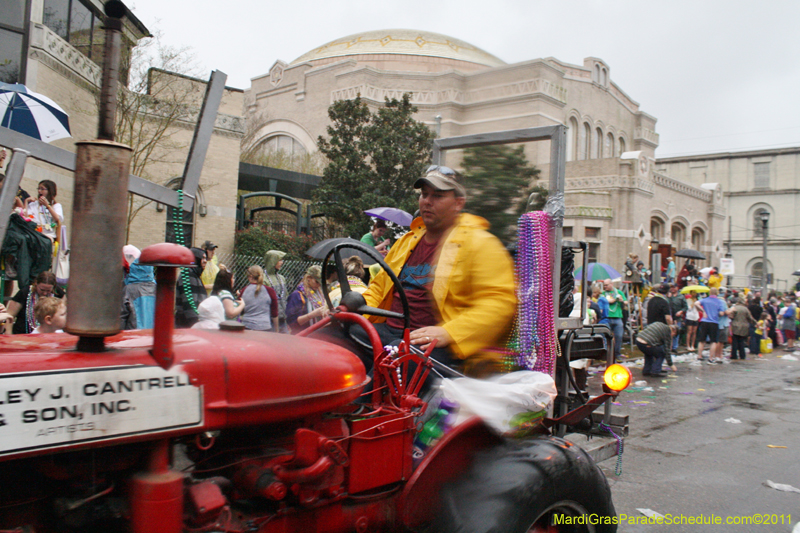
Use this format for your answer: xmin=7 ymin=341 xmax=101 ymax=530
xmin=0 ymin=82 xmax=71 ymax=143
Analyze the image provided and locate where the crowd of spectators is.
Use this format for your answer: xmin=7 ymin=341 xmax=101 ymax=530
xmin=573 ymin=255 xmax=800 ymax=379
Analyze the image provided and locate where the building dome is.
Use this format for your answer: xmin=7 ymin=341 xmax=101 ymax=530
xmin=290 ymin=29 xmax=506 ymax=70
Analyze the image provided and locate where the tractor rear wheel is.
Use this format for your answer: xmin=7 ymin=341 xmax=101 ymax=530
xmin=432 ymin=435 xmax=617 ymax=533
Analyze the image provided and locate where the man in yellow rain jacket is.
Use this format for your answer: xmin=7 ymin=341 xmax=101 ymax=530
xmin=361 ymin=165 xmax=516 ymax=376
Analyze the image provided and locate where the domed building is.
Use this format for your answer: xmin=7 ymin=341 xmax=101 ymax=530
xmin=245 ymin=29 xmax=724 ymax=273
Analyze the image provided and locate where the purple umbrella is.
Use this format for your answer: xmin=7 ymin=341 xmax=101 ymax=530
xmin=364 ymin=207 xmax=413 ymax=227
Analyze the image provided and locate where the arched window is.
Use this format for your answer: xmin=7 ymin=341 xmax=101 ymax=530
xmin=162 ymin=177 xmax=207 ymax=246
xmin=601 ymin=68 xmax=608 ymax=86
xmin=618 ymin=136 xmax=626 ymax=154
xmin=651 ymin=218 xmax=665 ymax=241
xmin=582 ymin=122 xmax=591 ymax=160
xmin=671 ymin=223 xmax=685 ymax=249
xmin=750 ymin=261 xmax=769 ymax=286
xmin=594 ymin=128 xmax=603 ymax=159
xmin=567 ymin=117 xmax=579 ymax=162
xmin=256 ymin=134 xmax=307 ymax=157
xmin=594 ymin=64 xmax=601 ymax=83
xmin=691 ymin=228 xmax=705 ymax=254
xmin=606 ymin=132 xmax=614 ymax=157
xmin=753 ymin=208 xmax=769 ymax=238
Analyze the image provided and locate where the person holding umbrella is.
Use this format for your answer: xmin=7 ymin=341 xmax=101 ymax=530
xmin=676 ymin=261 xmax=691 ymax=289
xmin=361 ymin=219 xmax=391 ymax=255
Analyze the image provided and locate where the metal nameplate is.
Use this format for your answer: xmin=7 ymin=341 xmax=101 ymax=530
xmin=0 ymin=365 xmax=203 ymax=456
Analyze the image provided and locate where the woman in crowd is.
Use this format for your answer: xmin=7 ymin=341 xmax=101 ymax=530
xmin=684 ymin=291 xmax=700 ymax=352
xmin=211 ymin=267 xmax=245 ymax=320
xmin=239 ymin=265 xmax=278 ymax=331
xmin=328 ymin=256 xmax=369 ymax=308
xmin=264 ymin=250 xmax=289 ymax=332
xmin=286 ymin=265 xmax=329 ymax=333
xmin=25 ymin=180 xmax=63 ymax=241
xmin=6 ymin=271 xmax=61 ymax=334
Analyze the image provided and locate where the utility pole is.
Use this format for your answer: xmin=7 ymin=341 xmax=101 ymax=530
xmin=726 ymin=215 xmax=733 ymax=287
xmin=760 ymin=211 xmax=770 ymax=297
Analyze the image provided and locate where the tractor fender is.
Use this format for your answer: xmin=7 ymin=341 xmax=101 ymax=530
xmin=399 ymin=416 xmax=503 ymax=530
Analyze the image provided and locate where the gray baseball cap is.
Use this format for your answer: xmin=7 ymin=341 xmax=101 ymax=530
xmin=414 ymin=165 xmax=466 ymax=197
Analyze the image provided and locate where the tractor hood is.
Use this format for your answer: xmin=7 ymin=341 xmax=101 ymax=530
xmin=0 ymin=329 xmax=368 ymax=460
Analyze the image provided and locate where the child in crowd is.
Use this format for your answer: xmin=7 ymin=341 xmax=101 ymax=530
xmin=755 ymin=312 xmax=771 ymax=357
xmin=32 ymin=297 xmax=66 ymax=334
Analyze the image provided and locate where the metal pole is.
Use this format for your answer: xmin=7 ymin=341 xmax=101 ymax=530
xmin=97 ymin=1 xmax=125 ymax=141
xmin=762 ymin=217 xmax=768 ymax=297
xmin=65 ymin=0 xmax=131 ymax=343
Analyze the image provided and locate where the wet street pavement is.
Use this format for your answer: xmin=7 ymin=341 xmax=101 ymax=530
xmin=594 ymin=349 xmax=800 ymax=532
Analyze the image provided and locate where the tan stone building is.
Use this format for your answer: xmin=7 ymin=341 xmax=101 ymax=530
xmin=657 ymin=147 xmax=800 ymax=291
xmin=1 ymin=0 xmax=243 ymax=255
xmin=245 ymin=29 xmax=724 ymax=273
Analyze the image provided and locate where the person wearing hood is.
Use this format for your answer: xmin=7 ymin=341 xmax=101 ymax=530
xmin=200 ymin=240 xmax=220 ymax=293
xmin=123 ymin=258 xmax=156 ymax=329
xmin=264 ymin=250 xmax=289 ymax=333
xmin=358 ymin=166 xmax=516 ymax=376
xmin=175 ymin=247 xmax=208 ymax=328
xmin=192 ymin=296 xmax=225 ymax=330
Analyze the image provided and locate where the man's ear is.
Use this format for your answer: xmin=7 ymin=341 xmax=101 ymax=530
xmin=455 ymin=195 xmax=466 ymax=211
xmin=43 ymin=314 xmax=54 ymax=326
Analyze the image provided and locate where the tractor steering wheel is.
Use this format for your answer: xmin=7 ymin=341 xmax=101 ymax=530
xmin=321 ymin=242 xmax=410 ymax=330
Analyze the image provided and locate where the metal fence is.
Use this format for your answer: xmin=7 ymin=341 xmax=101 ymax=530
xmin=241 ymin=220 xmax=329 ymax=241
xmin=215 ymin=252 xmax=319 ymax=294
xmin=724 ymin=274 xmax=789 ymax=293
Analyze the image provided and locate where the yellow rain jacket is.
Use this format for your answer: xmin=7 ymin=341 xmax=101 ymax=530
xmin=362 ymin=213 xmax=516 ymax=372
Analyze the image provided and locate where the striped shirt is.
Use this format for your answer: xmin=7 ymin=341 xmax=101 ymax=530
xmin=637 ymin=322 xmax=672 ymax=347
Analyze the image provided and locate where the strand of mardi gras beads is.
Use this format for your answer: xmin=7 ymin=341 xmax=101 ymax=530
xmin=510 ymin=211 xmax=556 ymax=375
xmin=531 ymin=211 xmax=556 ymax=376
xmin=515 ymin=213 xmax=536 ymax=370
xmin=174 ymin=189 xmax=198 ymax=313
xmin=25 ymin=287 xmax=39 ymax=333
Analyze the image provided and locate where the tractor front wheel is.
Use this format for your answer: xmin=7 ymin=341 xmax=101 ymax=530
xmin=432 ymin=435 xmax=617 ymax=533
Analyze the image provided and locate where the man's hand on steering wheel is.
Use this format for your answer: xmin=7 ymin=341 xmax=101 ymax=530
xmin=409 ymin=326 xmax=452 ymax=351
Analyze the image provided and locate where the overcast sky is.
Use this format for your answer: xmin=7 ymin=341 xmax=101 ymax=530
xmin=128 ymin=0 xmax=800 ymax=158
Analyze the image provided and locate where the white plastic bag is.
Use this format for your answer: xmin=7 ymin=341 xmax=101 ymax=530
xmin=441 ymin=371 xmax=557 ymax=437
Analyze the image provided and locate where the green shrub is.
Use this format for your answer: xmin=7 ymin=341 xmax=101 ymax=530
xmin=234 ymin=227 xmax=317 ymax=260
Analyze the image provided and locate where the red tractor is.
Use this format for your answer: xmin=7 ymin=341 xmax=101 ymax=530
xmin=0 ymin=238 xmax=628 ymax=533
xmin=0 ymin=5 xmax=630 ymax=528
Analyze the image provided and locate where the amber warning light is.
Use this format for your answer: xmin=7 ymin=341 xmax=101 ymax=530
xmin=603 ymin=364 xmax=632 ymax=392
